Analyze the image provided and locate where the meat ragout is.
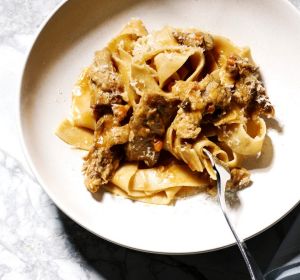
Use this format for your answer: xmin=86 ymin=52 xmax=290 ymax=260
xmin=80 ymin=26 xmax=274 ymax=194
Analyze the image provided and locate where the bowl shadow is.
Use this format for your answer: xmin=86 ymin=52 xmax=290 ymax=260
xmin=57 ymin=203 xmax=300 ymax=280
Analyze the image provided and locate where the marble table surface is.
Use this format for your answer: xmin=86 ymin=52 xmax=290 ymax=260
xmin=1 ymin=1 xmax=300 ymax=279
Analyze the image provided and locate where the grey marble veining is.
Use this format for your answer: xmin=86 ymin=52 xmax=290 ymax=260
xmin=0 ymin=0 xmax=62 ymax=51
xmin=1 ymin=1 xmax=300 ymax=279
xmin=290 ymin=0 xmax=300 ymax=9
xmin=0 ymin=0 xmax=61 ymax=168
xmin=0 ymin=149 xmax=101 ymax=279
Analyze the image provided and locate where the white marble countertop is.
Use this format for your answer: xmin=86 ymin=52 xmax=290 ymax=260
xmin=1 ymin=1 xmax=300 ymax=279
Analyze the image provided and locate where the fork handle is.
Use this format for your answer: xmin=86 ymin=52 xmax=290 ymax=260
xmin=218 ymin=174 xmax=265 ymax=280
xmin=239 ymin=240 xmax=265 ymax=280
xmin=205 ymin=149 xmax=265 ymax=280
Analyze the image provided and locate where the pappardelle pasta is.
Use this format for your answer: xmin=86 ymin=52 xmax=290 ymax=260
xmin=56 ymin=19 xmax=274 ymax=204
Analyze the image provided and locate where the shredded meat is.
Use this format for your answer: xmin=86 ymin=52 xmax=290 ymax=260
xmin=225 ymin=55 xmax=275 ymax=118
xmin=83 ymin=116 xmax=129 ymax=192
xmin=226 ymin=54 xmax=257 ymax=79
xmin=83 ymin=49 xmax=130 ymax=192
xmin=111 ymin=104 xmax=130 ymax=123
xmin=174 ymin=73 xmax=232 ymax=111
xmin=227 ymin=167 xmax=251 ymax=190
xmin=126 ymin=93 xmax=180 ymax=166
xmin=89 ymin=48 xmax=122 ymax=92
xmin=170 ymin=73 xmax=233 ymax=139
xmin=95 ymin=115 xmax=129 ymax=147
xmin=172 ymin=110 xmax=202 ymax=139
xmin=173 ymin=31 xmax=214 ymax=51
xmin=88 ymin=48 xmax=124 ymax=120
xmin=83 ymin=147 xmax=120 ymax=193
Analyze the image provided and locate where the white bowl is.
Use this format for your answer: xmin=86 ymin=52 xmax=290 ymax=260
xmin=19 ymin=0 xmax=300 ymax=254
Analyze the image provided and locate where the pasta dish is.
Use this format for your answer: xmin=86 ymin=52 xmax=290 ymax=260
xmin=56 ymin=19 xmax=274 ymax=204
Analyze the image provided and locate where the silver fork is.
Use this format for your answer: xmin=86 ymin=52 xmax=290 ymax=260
xmin=203 ymin=149 xmax=265 ymax=280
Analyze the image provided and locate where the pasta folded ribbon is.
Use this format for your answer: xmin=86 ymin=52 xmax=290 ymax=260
xmin=106 ymin=162 xmax=209 ymax=204
xmin=71 ymin=69 xmax=96 ymax=130
xmin=165 ymin=125 xmax=238 ymax=180
xmin=219 ymin=117 xmax=266 ymax=155
xmin=154 ymin=48 xmax=205 ymax=88
xmin=55 ymin=119 xmax=94 ymax=150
